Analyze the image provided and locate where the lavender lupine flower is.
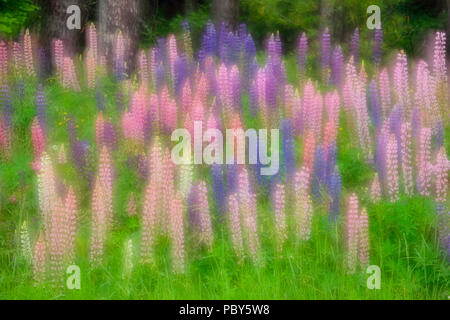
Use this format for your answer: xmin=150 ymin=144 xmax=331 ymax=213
xmin=227 ymin=164 xmax=238 ymax=195
xmin=35 ymin=84 xmax=47 ymax=135
xmin=37 ymin=48 xmax=49 ymax=80
xmin=432 ymin=120 xmax=444 ymax=152
xmin=174 ymin=55 xmax=188 ymax=97
xmin=325 ymin=141 xmax=337 ymax=189
xmin=242 ymin=35 xmax=256 ymax=91
xmin=331 ymin=45 xmax=344 ymax=89
xmin=281 ymin=119 xmax=296 ymax=182
xmin=368 ymin=80 xmax=382 ymax=131
xmin=202 ymin=21 xmax=217 ymax=57
xmin=329 ymin=166 xmax=341 ymax=223
xmin=373 ymin=26 xmax=383 ymax=65
xmin=376 ymin=129 xmax=387 ymax=193
xmin=351 ymin=28 xmax=360 ymax=66
xmin=321 ymin=29 xmax=331 ymax=82
xmin=211 ymin=164 xmax=225 ymax=216
xmin=1 ymin=84 xmax=11 ymax=130
xmin=265 ymin=66 xmax=277 ymax=112
xmin=298 ymin=33 xmax=308 ymax=79
xmin=156 ymin=63 xmax=165 ymax=93
xmin=312 ymin=144 xmax=326 ymax=201
xmin=249 ymin=77 xmax=258 ymax=117
xmin=229 ymin=32 xmax=241 ymax=65
xmin=219 ymin=22 xmax=230 ymax=63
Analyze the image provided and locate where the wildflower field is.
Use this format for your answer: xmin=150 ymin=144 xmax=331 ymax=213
xmin=0 ymin=22 xmax=448 ymax=300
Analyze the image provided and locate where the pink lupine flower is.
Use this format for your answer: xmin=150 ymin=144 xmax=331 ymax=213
xmin=378 ymin=68 xmax=391 ymax=118
xmin=273 ymin=183 xmax=287 ymax=253
xmin=86 ymin=49 xmax=96 ymax=89
xmin=64 ymin=186 xmax=77 ymax=263
xmin=294 ymin=167 xmax=313 ymax=241
xmin=127 ymin=193 xmax=137 ymax=216
xmin=141 ymin=178 xmax=158 ymax=263
xmin=435 ymin=147 xmax=448 ymax=203
xmin=138 ymin=50 xmax=149 ymax=84
xmin=167 ymin=34 xmax=178 ymax=80
xmin=170 ymin=193 xmax=185 ymax=273
xmin=0 ymin=41 xmax=8 ymax=80
xmin=303 ymin=131 xmax=316 ymax=172
xmin=98 ymin=147 xmax=114 ymax=226
xmin=417 ymin=127 xmax=432 ymax=196
xmin=370 ymin=173 xmax=382 ymax=202
xmin=63 ymin=57 xmax=80 ymax=91
xmin=228 ymin=194 xmax=244 ymax=261
xmin=161 ymin=148 xmax=176 ymax=233
xmin=37 ymin=153 xmax=57 ymax=234
xmin=358 ymin=208 xmax=370 ymax=267
xmin=49 ymin=198 xmax=65 ymax=286
xmin=31 ymin=117 xmax=45 ymax=172
xmin=181 ymin=81 xmax=192 ymax=115
xmin=12 ymin=42 xmax=24 ymax=72
xmin=393 ymin=50 xmax=410 ymax=113
xmin=324 ymin=90 xmax=340 ymax=130
xmin=86 ymin=23 xmax=97 ymax=61
xmin=23 ymin=29 xmax=34 ymax=75
xmin=432 ymin=31 xmax=447 ymax=88
xmin=414 ymin=60 xmax=438 ymax=127
xmin=386 ymin=134 xmax=399 ymax=201
xmin=52 ymin=39 xmax=64 ymax=78
xmin=346 ymin=194 xmax=359 ymax=274
xmin=400 ymin=122 xmax=413 ymax=196
xmin=95 ymin=112 xmax=105 ymax=149
xmin=90 ymin=177 xmax=107 ymax=264
xmin=33 ymin=231 xmax=46 ymax=286
xmin=189 ymin=181 xmax=214 ymax=248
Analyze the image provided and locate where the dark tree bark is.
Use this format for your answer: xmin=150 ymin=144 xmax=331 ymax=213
xmin=212 ymin=0 xmax=239 ymax=30
xmin=98 ymin=0 xmax=145 ymax=75
xmin=184 ymin=0 xmax=199 ymax=14
xmin=38 ymin=0 xmax=86 ymax=75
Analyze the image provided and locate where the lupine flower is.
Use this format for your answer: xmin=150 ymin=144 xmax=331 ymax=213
xmin=127 ymin=193 xmax=137 ymax=216
xmin=386 ymin=134 xmax=399 ymax=201
xmin=328 ymin=166 xmax=341 ymax=223
xmin=297 ymin=33 xmax=308 ymax=80
xmin=379 ymin=68 xmax=391 ymax=118
xmin=188 ymin=181 xmax=213 ymax=248
xmin=373 ymin=26 xmax=383 ymax=65
xmin=331 ymin=46 xmax=344 ymax=89
xmin=52 ymin=39 xmax=64 ymax=78
xmin=350 ymin=28 xmax=360 ymax=66
xmin=417 ymin=127 xmax=432 ymax=196
xmin=0 ymin=40 xmax=8 ymax=81
xmin=370 ymin=173 xmax=382 ymax=202
xmin=273 ymin=183 xmax=286 ymax=253
xmin=23 ymin=29 xmax=34 ymax=75
xmin=33 ymin=232 xmax=46 ymax=285
xmin=435 ymin=147 xmax=448 ymax=203
xmin=170 ymin=193 xmax=185 ymax=273
xmin=358 ymin=208 xmax=369 ymax=267
xmin=228 ymin=194 xmax=244 ymax=261
xmin=393 ymin=51 xmax=410 ymax=113
xmin=400 ymin=122 xmax=413 ymax=196
xmin=281 ymin=119 xmax=296 ymax=181
xmin=347 ymin=194 xmax=359 ymax=274
xmin=211 ymin=163 xmax=225 ymax=215
xmin=294 ymin=167 xmax=313 ymax=241
xmin=321 ymin=29 xmax=331 ymax=82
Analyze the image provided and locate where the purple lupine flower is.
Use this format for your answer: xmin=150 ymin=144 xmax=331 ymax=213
xmin=219 ymin=22 xmax=230 ymax=63
xmin=249 ymin=79 xmax=258 ymax=117
xmin=328 ymin=166 xmax=341 ymax=223
xmin=351 ymin=28 xmax=360 ymax=66
xmin=238 ymin=23 xmax=247 ymax=44
xmin=231 ymin=67 xmax=241 ymax=110
xmin=432 ymin=120 xmax=444 ymax=152
xmin=156 ymin=63 xmax=165 ymax=93
xmin=0 ymin=84 xmax=11 ymax=130
xmin=229 ymin=32 xmax=241 ymax=65
xmin=35 ymin=84 xmax=47 ymax=135
xmin=369 ymin=80 xmax=382 ymax=131
xmin=376 ymin=129 xmax=387 ymax=193
xmin=211 ymin=163 xmax=225 ymax=215
xmin=321 ymin=28 xmax=331 ymax=81
xmin=373 ymin=26 xmax=383 ymax=65
xmin=298 ymin=32 xmax=308 ymax=78
xmin=202 ymin=21 xmax=217 ymax=57
xmin=281 ymin=119 xmax=296 ymax=181
xmin=174 ymin=54 xmax=188 ymax=97
xmin=242 ymin=35 xmax=256 ymax=91
xmin=331 ymin=45 xmax=344 ymax=89
xmin=37 ymin=48 xmax=49 ymax=80
xmin=325 ymin=141 xmax=337 ymax=189
xmin=226 ymin=163 xmax=238 ymax=195
xmin=265 ymin=66 xmax=277 ymax=111
xmin=103 ymin=120 xmax=117 ymax=151
xmin=312 ymin=144 xmax=326 ymax=201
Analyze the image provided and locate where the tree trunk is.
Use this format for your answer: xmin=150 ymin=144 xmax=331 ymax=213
xmin=98 ymin=0 xmax=143 ymax=75
xmin=212 ymin=0 xmax=239 ymax=30
xmin=184 ymin=0 xmax=198 ymax=14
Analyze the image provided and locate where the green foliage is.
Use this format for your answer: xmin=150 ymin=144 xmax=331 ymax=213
xmin=0 ymin=0 xmax=38 ymax=37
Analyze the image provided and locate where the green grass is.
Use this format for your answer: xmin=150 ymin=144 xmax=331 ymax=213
xmin=0 ymin=62 xmax=448 ymax=300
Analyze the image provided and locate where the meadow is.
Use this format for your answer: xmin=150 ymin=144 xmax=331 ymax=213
xmin=0 ymin=22 xmax=448 ymax=299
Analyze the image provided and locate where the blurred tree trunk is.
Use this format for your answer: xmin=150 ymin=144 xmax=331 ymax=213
xmin=447 ymin=0 xmax=450 ymax=52
xmin=185 ymin=0 xmax=198 ymax=14
xmin=98 ymin=0 xmax=145 ymax=75
xmin=212 ymin=0 xmax=239 ymax=30
xmin=39 ymin=0 xmax=86 ymax=75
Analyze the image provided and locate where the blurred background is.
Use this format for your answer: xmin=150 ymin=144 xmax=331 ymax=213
xmin=0 ymin=0 xmax=448 ymax=58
